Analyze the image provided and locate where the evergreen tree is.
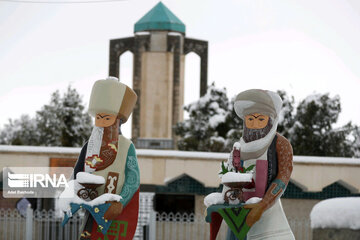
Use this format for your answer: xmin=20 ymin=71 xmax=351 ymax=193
xmin=175 ymin=84 xmax=230 ymax=152
xmin=289 ymin=93 xmax=354 ymax=157
xmin=351 ymin=126 xmax=360 ymax=158
xmin=277 ymin=90 xmax=295 ymax=139
xmin=175 ymin=87 xmax=359 ymax=157
xmin=0 ymin=86 xmax=93 ymax=147
xmin=175 ymin=84 xmax=243 ymax=152
xmin=0 ymin=115 xmax=38 ymax=145
xmin=223 ymin=97 xmax=243 ymax=151
xmin=36 ymin=86 xmax=93 ymax=147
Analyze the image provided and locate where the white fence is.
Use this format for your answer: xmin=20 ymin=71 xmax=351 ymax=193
xmin=0 ymin=207 xmax=83 ymax=240
xmin=156 ymin=212 xmax=227 ymax=240
xmin=0 ymin=210 xmax=312 ymax=240
xmin=0 ymin=192 xmax=311 ymax=240
xmin=155 ymin=213 xmax=312 ymax=240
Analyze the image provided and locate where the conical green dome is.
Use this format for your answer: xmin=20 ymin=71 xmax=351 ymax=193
xmin=134 ymin=2 xmax=185 ymax=34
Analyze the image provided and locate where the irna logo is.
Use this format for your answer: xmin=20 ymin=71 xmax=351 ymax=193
xmin=7 ymin=172 xmax=69 ymax=188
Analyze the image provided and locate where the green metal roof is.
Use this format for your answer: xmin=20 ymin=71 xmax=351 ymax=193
xmin=134 ymin=2 xmax=185 ymax=34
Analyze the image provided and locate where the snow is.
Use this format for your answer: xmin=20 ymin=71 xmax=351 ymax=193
xmin=0 ymin=145 xmax=81 ymax=154
xmin=204 ymin=193 xmax=261 ymax=207
xmin=303 ymin=93 xmax=323 ymax=105
xmin=293 ymin=155 xmax=360 ymax=165
xmin=58 ymin=180 xmax=86 ymax=214
xmin=233 ymin=142 xmax=241 ymax=150
xmin=86 ymin=193 xmax=122 ymax=206
xmin=245 ymin=197 xmax=262 ymax=204
xmin=76 ymin=172 xmax=105 ymax=184
xmin=209 ymin=114 xmax=226 ymax=128
xmin=210 ymin=136 xmax=225 ymax=144
xmin=58 ymin=179 xmax=122 ymax=215
xmin=209 ymin=102 xmax=219 ymax=110
xmin=137 ymin=149 xmax=228 ymax=159
xmin=106 ymin=76 xmax=119 ymax=82
xmin=204 ymin=192 xmax=224 ymax=207
xmin=221 ymin=172 xmax=253 ymax=183
xmin=310 ymin=197 xmax=360 ymax=230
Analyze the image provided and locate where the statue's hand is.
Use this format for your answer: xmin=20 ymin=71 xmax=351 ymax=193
xmin=243 ymin=202 xmax=265 ymax=227
xmin=104 ymin=201 xmax=123 ymax=220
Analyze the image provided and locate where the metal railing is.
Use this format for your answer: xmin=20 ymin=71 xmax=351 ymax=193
xmin=155 ymin=213 xmax=312 ymax=240
xmin=0 ymin=204 xmax=311 ymax=240
xmin=156 ymin=212 xmax=228 ymax=240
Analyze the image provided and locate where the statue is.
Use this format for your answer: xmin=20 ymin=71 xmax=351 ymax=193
xmin=205 ymin=89 xmax=295 ymax=240
xmin=59 ymin=77 xmax=139 ymax=240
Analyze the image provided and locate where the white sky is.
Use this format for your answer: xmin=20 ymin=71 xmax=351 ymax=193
xmin=0 ymin=0 xmax=359 ymax=139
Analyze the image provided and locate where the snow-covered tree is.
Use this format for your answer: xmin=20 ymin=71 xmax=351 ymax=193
xmin=0 ymin=86 xmax=93 ymax=147
xmin=175 ymin=84 xmax=244 ymax=152
xmin=176 ymin=84 xmax=232 ymax=152
xmin=289 ymin=93 xmax=354 ymax=157
xmin=277 ymin=90 xmax=295 ymax=139
xmin=176 ymin=88 xmax=359 ymax=157
xmin=223 ymin=97 xmax=243 ymax=151
xmin=352 ymin=126 xmax=360 ymax=157
xmin=36 ymin=86 xmax=92 ymax=147
xmin=0 ymin=115 xmax=38 ymax=145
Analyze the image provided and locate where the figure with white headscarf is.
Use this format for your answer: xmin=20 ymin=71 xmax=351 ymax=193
xmin=205 ymin=89 xmax=295 ymax=240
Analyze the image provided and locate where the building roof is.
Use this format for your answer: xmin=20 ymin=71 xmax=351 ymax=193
xmin=134 ymin=2 xmax=186 ymax=34
xmin=1 ymin=145 xmax=360 ymax=165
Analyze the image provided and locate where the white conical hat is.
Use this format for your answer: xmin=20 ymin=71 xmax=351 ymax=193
xmin=88 ymin=77 xmax=137 ymax=123
xmin=234 ymin=89 xmax=282 ymax=119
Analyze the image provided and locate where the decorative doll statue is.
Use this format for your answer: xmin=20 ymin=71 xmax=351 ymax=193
xmin=204 ymin=89 xmax=295 ymax=240
xmin=59 ymin=77 xmax=139 ymax=240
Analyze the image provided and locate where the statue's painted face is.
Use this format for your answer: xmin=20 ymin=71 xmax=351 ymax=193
xmin=95 ymin=113 xmax=117 ymax=127
xmin=244 ymin=113 xmax=269 ymax=129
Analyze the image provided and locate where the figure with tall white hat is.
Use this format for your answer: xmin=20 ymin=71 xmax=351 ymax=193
xmin=61 ymin=77 xmax=139 ymax=240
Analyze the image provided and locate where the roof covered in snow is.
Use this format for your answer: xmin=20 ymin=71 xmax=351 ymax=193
xmin=1 ymin=145 xmax=360 ymax=164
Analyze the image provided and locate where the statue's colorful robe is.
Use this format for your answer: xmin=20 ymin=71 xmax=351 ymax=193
xmin=207 ymin=133 xmax=294 ymax=240
xmin=73 ymin=135 xmax=140 ymax=240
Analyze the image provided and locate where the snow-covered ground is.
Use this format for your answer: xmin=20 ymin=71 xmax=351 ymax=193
xmin=310 ymin=197 xmax=360 ymax=230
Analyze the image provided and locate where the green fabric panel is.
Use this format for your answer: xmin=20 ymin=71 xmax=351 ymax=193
xmin=119 ymin=143 xmax=140 ymax=206
xmin=205 ymin=204 xmax=251 ymax=240
xmin=218 ymin=207 xmax=250 ymax=240
xmin=205 ymin=203 xmax=243 ymax=223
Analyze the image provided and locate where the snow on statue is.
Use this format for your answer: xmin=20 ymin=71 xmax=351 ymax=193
xmin=59 ymin=77 xmax=139 ymax=240
xmin=204 ymin=89 xmax=295 ymax=240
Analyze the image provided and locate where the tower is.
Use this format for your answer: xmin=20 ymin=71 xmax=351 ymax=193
xmin=109 ymin=2 xmax=208 ymax=149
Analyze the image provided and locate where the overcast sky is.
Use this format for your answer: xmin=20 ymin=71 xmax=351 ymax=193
xmin=0 ymin=0 xmax=359 ymax=138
